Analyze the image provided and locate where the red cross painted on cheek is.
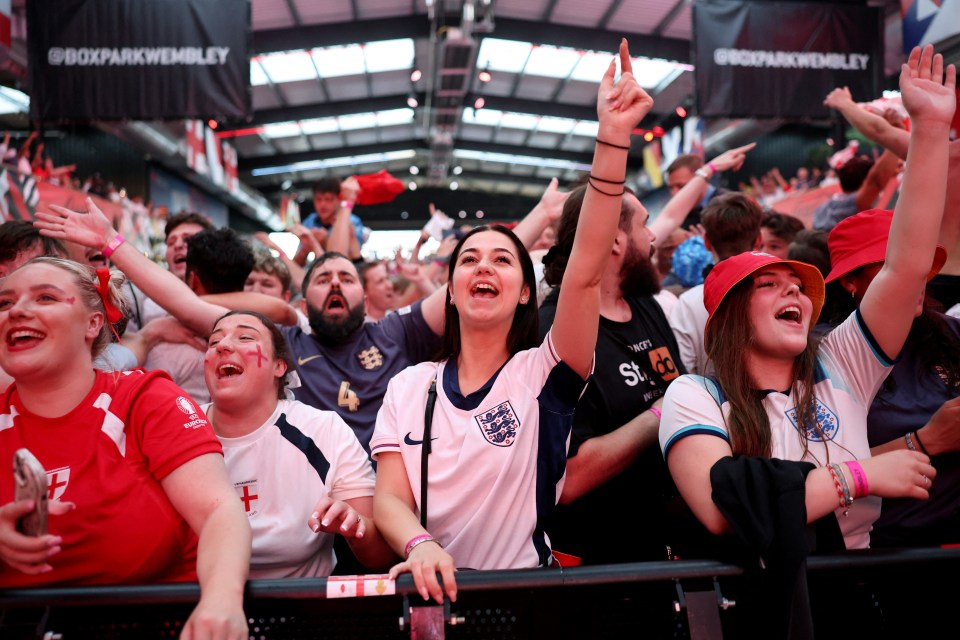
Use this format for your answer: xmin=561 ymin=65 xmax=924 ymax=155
xmin=250 ymin=345 xmax=268 ymax=368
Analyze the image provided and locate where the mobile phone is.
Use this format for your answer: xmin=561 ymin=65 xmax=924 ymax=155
xmin=13 ymin=448 xmax=48 ymax=536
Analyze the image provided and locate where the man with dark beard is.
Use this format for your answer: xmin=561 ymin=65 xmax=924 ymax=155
xmin=669 ymin=193 xmax=764 ymax=376
xmin=538 ymin=184 xmax=686 ymax=568
xmin=280 ymin=252 xmax=445 ymax=453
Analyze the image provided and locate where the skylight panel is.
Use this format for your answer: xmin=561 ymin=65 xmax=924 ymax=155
xmin=313 ymin=44 xmax=366 ymax=77
xmin=257 ymin=51 xmax=317 ymax=84
xmin=299 ymin=118 xmax=339 ymax=135
xmin=462 ymin=108 xmax=503 ymax=127
xmin=0 ymin=86 xmax=29 ymax=115
xmin=454 ymin=149 xmax=590 ymax=172
xmin=260 ymin=121 xmax=303 ymax=139
xmin=376 ymin=108 xmax=415 ymax=127
xmin=523 ymin=45 xmax=581 ymax=78
xmin=338 ymin=112 xmax=378 ymax=131
xmin=570 ymin=52 xmax=614 ymax=82
xmin=572 ymin=121 xmax=600 ymax=137
xmin=250 ymin=60 xmax=269 ymax=86
xmin=364 ymin=39 xmax=415 ymax=73
xmin=500 ymin=112 xmax=539 ymax=129
xmin=633 ymin=58 xmax=684 ymax=89
xmin=476 ymin=38 xmax=532 ymax=74
xmin=536 ymin=116 xmax=576 ymax=134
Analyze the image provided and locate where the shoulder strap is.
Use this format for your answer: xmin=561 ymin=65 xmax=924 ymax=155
xmin=419 ymin=377 xmax=438 ymax=528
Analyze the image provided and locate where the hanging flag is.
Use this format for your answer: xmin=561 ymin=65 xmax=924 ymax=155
xmin=643 ymin=141 xmax=664 ymax=189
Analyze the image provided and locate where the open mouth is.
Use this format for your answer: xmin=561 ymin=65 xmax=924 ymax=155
xmin=324 ymin=294 xmax=347 ymax=311
xmin=775 ymin=306 xmax=802 ymax=324
xmin=471 ymin=282 xmax=499 ymax=298
xmin=6 ymin=329 xmax=45 ymax=349
xmin=216 ymin=362 xmax=244 ymax=379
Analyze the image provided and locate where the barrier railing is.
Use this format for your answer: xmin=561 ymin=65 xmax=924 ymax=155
xmin=1 ymin=546 xmax=958 ymax=639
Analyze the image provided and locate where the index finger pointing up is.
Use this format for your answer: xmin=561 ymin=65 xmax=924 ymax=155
xmin=619 ymin=38 xmax=632 ymax=76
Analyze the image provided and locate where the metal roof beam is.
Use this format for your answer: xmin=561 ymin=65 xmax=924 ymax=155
xmin=252 ymin=15 xmax=431 ymax=54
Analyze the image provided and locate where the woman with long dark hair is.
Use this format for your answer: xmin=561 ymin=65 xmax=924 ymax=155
xmin=657 ymin=45 xmax=954 ymax=638
xmin=370 ymin=40 xmax=652 ymax=603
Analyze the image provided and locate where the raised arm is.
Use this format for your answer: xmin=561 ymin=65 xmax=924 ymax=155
xmin=824 ymin=86 xmax=910 ymax=159
xmin=551 ymin=39 xmax=653 ymax=378
xmin=35 ymin=198 xmax=229 ymax=336
xmin=859 ymin=45 xmax=956 ymax=358
xmin=511 ymin=178 xmax=569 ymax=250
xmin=648 ymin=143 xmax=756 ymax=246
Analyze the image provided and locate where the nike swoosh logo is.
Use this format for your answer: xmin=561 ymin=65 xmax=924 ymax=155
xmin=297 ymin=354 xmax=324 ymax=366
xmin=404 ymin=432 xmax=438 ymax=446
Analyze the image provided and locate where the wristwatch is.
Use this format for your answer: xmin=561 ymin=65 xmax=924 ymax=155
xmin=694 ymin=167 xmax=713 ymax=181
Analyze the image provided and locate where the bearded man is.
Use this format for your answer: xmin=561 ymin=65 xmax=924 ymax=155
xmin=538 ymin=184 xmax=687 ymax=567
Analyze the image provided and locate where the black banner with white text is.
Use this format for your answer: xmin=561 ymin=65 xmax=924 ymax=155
xmin=27 ymin=0 xmax=251 ymax=122
xmin=693 ymin=0 xmax=882 ymax=119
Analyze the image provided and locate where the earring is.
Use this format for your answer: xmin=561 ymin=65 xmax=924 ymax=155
xmin=520 ymin=296 xmax=529 ymax=304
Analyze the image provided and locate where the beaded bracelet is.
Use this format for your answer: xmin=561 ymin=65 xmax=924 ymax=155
xmin=828 ymin=463 xmax=853 ymax=516
xmin=845 ymin=461 xmax=869 ymax=498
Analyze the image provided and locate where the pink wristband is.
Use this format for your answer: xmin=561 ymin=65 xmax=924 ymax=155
xmin=102 ymin=234 xmax=125 ymax=258
xmin=707 ymin=161 xmax=718 ymax=174
xmin=649 ymin=406 xmax=662 ymax=420
xmin=404 ymin=533 xmax=436 ymax=558
xmin=845 ymin=461 xmax=869 ymax=498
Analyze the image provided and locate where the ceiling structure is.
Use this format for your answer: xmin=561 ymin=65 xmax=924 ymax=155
xmin=2 ymin=0 xmax=914 ymax=230
xmin=226 ymin=0 xmax=700 ymax=208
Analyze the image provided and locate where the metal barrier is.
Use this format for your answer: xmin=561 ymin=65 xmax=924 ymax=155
xmin=1 ymin=547 xmax=958 ymax=639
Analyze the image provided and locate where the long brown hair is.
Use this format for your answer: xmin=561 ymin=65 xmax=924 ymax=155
xmin=706 ymin=278 xmax=823 ymax=458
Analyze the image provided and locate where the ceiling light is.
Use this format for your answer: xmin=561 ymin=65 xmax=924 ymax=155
xmin=408 ymin=181 xmax=418 ymax=190
xmin=676 ymin=106 xmax=687 ymax=118
xmin=643 ymin=132 xmax=654 ymax=142
xmin=450 ymin=181 xmax=459 ymax=191
xmin=407 ymin=95 xmax=419 ymax=108
xmin=409 ymin=166 xmax=420 ymax=175
xmin=207 ymin=120 xmax=218 ymax=129
xmin=452 ymin=166 xmax=463 ymax=175
xmin=410 ymin=69 xmax=422 ymax=82
xmin=478 ymin=68 xmax=492 ymax=83
xmin=474 ymin=97 xmax=485 ymax=109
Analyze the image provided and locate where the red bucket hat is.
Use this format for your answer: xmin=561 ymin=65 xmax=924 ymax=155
xmin=703 ymin=251 xmax=826 ymax=342
xmin=825 ymin=208 xmax=947 ymax=283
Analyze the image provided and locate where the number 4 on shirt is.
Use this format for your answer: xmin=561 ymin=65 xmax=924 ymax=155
xmin=338 ymin=381 xmax=360 ymax=412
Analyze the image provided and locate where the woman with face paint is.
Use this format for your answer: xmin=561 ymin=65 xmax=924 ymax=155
xmin=0 ymin=257 xmax=250 ymax=640
xmin=202 ymin=310 xmax=394 ymax=578
xmin=370 ymin=40 xmax=653 ymax=603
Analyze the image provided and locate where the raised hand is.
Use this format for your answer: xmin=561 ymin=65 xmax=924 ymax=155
xmin=535 ymin=177 xmax=569 ymax=224
xmin=597 ymin=39 xmax=654 ymax=139
xmin=823 ymin=86 xmax=854 ymax=110
xmin=35 ymin=197 xmax=115 ymax=249
xmin=708 ymin=142 xmax=757 ymax=173
xmin=900 ymin=44 xmax=957 ymax=127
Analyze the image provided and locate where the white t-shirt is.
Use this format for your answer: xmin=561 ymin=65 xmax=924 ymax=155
xmin=204 ymin=399 xmax=376 ymax=578
xmin=669 ymin=284 xmax=711 ymax=376
xmin=660 ymin=310 xmax=893 ymax=549
xmin=370 ymin=332 xmax=587 ymax=570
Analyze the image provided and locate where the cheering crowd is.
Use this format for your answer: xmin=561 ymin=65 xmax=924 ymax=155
xmin=0 ymin=40 xmax=957 ymax=640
